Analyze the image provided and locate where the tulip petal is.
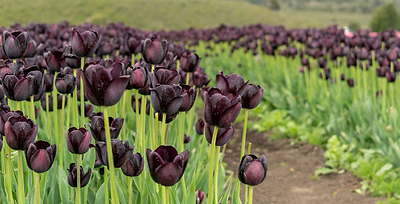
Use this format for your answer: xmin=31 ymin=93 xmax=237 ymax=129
xmin=103 ymin=76 xmax=130 ymax=106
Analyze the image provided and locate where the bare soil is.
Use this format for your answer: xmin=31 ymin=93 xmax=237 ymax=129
xmin=223 ymin=123 xmax=384 ymax=204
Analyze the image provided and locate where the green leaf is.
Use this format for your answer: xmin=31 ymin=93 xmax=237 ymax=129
xmin=95 ymin=183 xmax=105 ymax=204
xmin=376 ymin=163 xmax=393 ymax=176
xmin=58 ymin=166 xmax=70 ymax=203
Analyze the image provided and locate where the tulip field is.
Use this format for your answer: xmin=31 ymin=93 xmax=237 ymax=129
xmin=0 ymin=21 xmax=399 ymax=204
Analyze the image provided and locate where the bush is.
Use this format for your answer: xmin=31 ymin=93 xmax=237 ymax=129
xmin=348 ymin=21 xmax=361 ymax=32
xmin=370 ymin=2 xmax=400 ymax=32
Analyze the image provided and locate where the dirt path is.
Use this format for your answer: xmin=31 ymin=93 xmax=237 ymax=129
xmin=223 ymin=123 xmax=383 ymax=204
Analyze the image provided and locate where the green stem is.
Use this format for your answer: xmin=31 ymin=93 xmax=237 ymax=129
xmin=128 ymin=177 xmax=133 ymax=204
xmin=135 ymin=90 xmax=140 ymax=150
xmin=34 ymin=173 xmax=40 ymax=204
xmin=46 ymin=92 xmax=52 ymax=144
xmin=248 ymin=186 xmax=253 ymax=204
xmin=104 ymin=168 xmax=109 ymax=204
xmin=59 ymin=94 xmax=66 ymax=169
xmin=121 ymin=91 xmax=127 ymax=141
xmin=214 ymin=146 xmax=221 ymax=204
xmin=178 ymin=113 xmax=185 ymax=153
xmin=18 ymin=150 xmax=24 ymax=204
xmin=103 ymin=107 xmax=120 ymax=204
xmin=80 ymin=57 xmax=85 ymax=127
xmin=161 ymin=113 xmax=167 ymax=145
xmin=245 ymin=143 xmax=252 ymax=204
xmin=6 ymin=140 xmax=13 ymax=203
xmin=207 ymin=127 xmax=219 ymax=204
xmin=30 ymin=96 xmax=35 ymax=122
xmin=382 ymin=79 xmax=387 ymax=120
xmin=240 ymin=109 xmax=249 ymax=159
xmin=162 ymin=186 xmax=167 ymax=204
xmin=186 ymin=72 xmax=190 ymax=85
xmin=140 ymin=95 xmax=147 ymax=153
xmin=76 ymin=155 xmax=81 ymax=204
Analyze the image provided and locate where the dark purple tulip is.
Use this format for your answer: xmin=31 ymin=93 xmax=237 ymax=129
xmin=2 ymin=73 xmax=34 ymax=101
xmin=129 ymin=66 xmax=149 ymax=89
xmin=152 ymin=68 xmax=180 ymax=87
xmin=121 ymin=152 xmax=144 ymax=177
xmin=0 ymin=59 xmax=12 ymax=79
xmin=23 ymin=38 xmax=38 ymax=58
xmin=386 ymin=71 xmax=396 ymax=83
xmin=43 ymin=73 xmax=54 ymax=92
xmin=195 ymin=119 xmax=205 ymax=135
xmin=125 ymin=37 xmax=142 ymax=55
xmin=78 ymin=104 xmax=93 ymax=117
xmin=21 ymin=65 xmax=44 ymax=95
xmin=203 ymin=88 xmax=242 ymax=128
xmin=88 ymin=112 xmax=103 ymax=121
xmin=242 ymin=84 xmax=263 ymax=109
xmin=216 ymin=71 xmax=249 ymax=97
xmin=340 ymin=74 xmax=346 ymax=81
xmin=179 ymin=85 xmax=196 ymax=112
xmin=347 ymin=79 xmax=354 ymax=87
xmin=141 ymin=38 xmax=168 ymax=65
xmin=25 ymin=140 xmax=56 ymax=173
xmin=44 ymin=50 xmax=65 ymax=73
xmin=146 ymin=145 xmax=189 ymax=186
xmin=63 ymin=45 xmax=81 ymax=69
xmin=317 ymin=58 xmax=327 ymax=68
xmin=159 ymin=52 xmax=175 ymax=70
xmin=80 ymin=63 xmax=129 ymax=106
xmin=71 ymin=28 xmax=101 ymax=57
xmin=195 ymin=190 xmax=205 ymax=204
xmin=5 ymin=115 xmax=38 ymax=150
xmin=40 ymin=94 xmax=67 ymax=111
xmin=2 ymin=31 xmax=29 ymax=59
xmin=0 ymin=105 xmax=23 ymax=135
xmin=174 ymin=44 xmax=185 ymax=59
xmin=55 ymin=67 xmax=75 ymax=94
xmin=377 ymin=66 xmax=390 ymax=78
xmin=0 ymin=137 xmax=2 ymax=152
xmin=92 ymin=139 xmax=133 ymax=168
xmin=66 ymin=127 xmax=92 ymax=154
xmin=151 ymin=84 xmax=183 ymax=115
xmin=131 ymin=95 xmax=150 ymax=115
xmin=299 ymin=67 xmax=305 ymax=74
xmin=193 ymin=67 xmax=211 ymax=88
xmin=180 ymin=51 xmax=201 ymax=73
xmin=183 ymin=134 xmax=191 ymax=144
xmin=205 ymin=123 xmax=234 ymax=146
xmin=89 ymin=116 xmax=124 ymax=142
xmin=67 ymin=163 xmax=92 ymax=188
xmin=238 ymin=154 xmax=268 ymax=186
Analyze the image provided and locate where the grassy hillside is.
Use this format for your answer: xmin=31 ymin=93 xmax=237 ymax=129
xmin=0 ymin=0 xmax=371 ymax=30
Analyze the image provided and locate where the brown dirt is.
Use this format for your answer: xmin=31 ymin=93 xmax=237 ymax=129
xmin=223 ymin=123 xmax=384 ymax=204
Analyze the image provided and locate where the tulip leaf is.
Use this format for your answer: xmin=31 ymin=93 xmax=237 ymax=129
xmin=87 ymin=187 xmax=96 ymax=204
xmin=83 ymin=147 xmax=96 ymax=169
xmin=231 ymin=179 xmax=242 ymax=204
xmin=58 ymin=166 xmax=70 ymax=203
xmin=115 ymin=176 xmax=128 ymax=204
xmin=186 ymin=170 xmax=196 ymax=204
xmin=220 ymin=174 xmax=233 ymax=204
xmin=170 ymin=186 xmax=180 ymax=204
xmin=94 ymin=183 xmax=105 ymax=204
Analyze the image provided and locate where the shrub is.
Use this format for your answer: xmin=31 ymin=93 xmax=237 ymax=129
xmin=370 ymin=2 xmax=400 ymax=32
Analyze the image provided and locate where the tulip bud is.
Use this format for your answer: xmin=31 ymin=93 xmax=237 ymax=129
xmin=151 ymin=68 xmax=180 ymax=87
xmin=91 ymin=139 xmax=133 ymax=168
xmin=2 ymin=73 xmax=34 ymax=101
xmin=180 ymin=51 xmax=201 ymax=73
xmin=78 ymin=104 xmax=93 ymax=117
xmin=25 ymin=140 xmax=56 ymax=173
xmin=129 ymin=66 xmax=149 ymax=89
xmin=55 ymin=67 xmax=76 ymax=94
xmin=71 ymin=28 xmax=101 ymax=57
xmin=238 ymin=154 xmax=268 ymax=186
xmin=195 ymin=119 xmax=205 ymax=135
xmin=216 ymin=71 xmax=249 ymax=97
xmin=179 ymin=85 xmax=196 ymax=112
xmin=193 ymin=67 xmax=211 ymax=88
xmin=66 ymin=127 xmax=92 ymax=154
xmin=183 ymin=134 xmax=191 ymax=144
xmin=67 ymin=163 xmax=92 ymax=188
xmin=121 ymin=152 xmax=144 ymax=177
xmin=195 ymin=190 xmax=205 ymax=204
xmin=150 ymin=84 xmax=183 ymax=115
xmin=146 ymin=145 xmax=189 ymax=186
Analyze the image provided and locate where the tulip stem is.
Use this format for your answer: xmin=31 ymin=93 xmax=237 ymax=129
xmin=76 ymin=155 xmax=81 ymax=204
xmin=186 ymin=72 xmax=190 ymax=85
xmin=18 ymin=150 xmax=24 ymax=204
xmin=80 ymin=57 xmax=85 ymax=127
xmin=128 ymin=177 xmax=133 ymax=204
xmin=161 ymin=113 xmax=167 ymax=145
xmin=34 ymin=173 xmax=40 ymax=204
xmin=162 ymin=186 xmax=167 ymax=204
xmin=103 ymin=107 xmax=120 ymax=204
xmin=45 ymin=92 xmax=52 ymax=144
xmin=121 ymin=90 xmax=127 ymax=141
xmin=240 ymin=109 xmax=249 ymax=159
xmin=135 ymin=90 xmax=140 ymax=150
xmin=30 ymin=96 xmax=35 ymax=122
xmin=60 ymin=94 xmax=66 ymax=169
xmin=178 ymin=113 xmax=187 ymax=200
xmin=214 ymin=146 xmax=221 ymax=204
xmin=248 ymin=186 xmax=254 ymax=204
xmin=104 ymin=168 xmax=109 ymax=204
xmin=6 ymin=144 xmax=13 ymax=204
xmin=140 ymin=95 xmax=147 ymax=153
xmin=207 ymin=126 xmax=219 ymax=204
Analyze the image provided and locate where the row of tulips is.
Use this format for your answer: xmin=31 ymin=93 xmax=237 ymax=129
xmin=0 ymin=22 xmax=267 ymax=204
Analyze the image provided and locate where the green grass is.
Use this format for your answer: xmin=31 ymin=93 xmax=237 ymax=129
xmin=0 ymin=0 xmax=371 ymax=30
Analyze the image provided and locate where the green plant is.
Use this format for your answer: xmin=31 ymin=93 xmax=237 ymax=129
xmin=370 ymin=2 xmax=400 ymax=31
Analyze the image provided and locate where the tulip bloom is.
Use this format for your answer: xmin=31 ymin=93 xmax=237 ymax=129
xmin=55 ymin=67 xmax=76 ymax=94
xmin=180 ymin=51 xmax=201 ymax=73
xmin=121 ymin=152 xmax=144 ymax=177
xmin=71 ymin=28 xmax=101 ymax=57
xmin=21 ymin=65 xmax=44 ymax=95
xmin=92 ymin=139 xmax=133 ymax=168
xmin=129 ymin=66 xmax=149 ymax=89
xmin=152 ymin=68 xmax=180 ymax=87
xmin=66 ymin=127 xmax=92 ymax=154
xmin=195 ymin=119 xmax=205 ymax=135
xmin=67 ymin=163 xmax=92 ymax=188
xmin=195 ymin=190 xmax=205 ymax=204
xmin=150 ymin=84 xmax=183 ymax=115
xmin=0 ymin=104 xmax=23 ymax=135
xmin=44 ymin=50 xmax=65 ymax=73
xmin=89 ymin=116 xmax=124 ymax=142
xmin=2 ymin=73 xmax=34 ymax=101
xmin=203 ymin=88 xmax=242 ymax=128
xmin=238 ymin=154 xmax=268 ymax=186
xmin=25 ymin=140 xmax=56 ymax=173
xmin=146 ymin=145 xmax=189 ymax=186
xmin=193 ymin=67 xmax=211 ymax=88
xmin=205 ymin=123 xmax=234 ymax=146
xmin=5 ymin=115 xmax=37 ymax=150
xmin=241 ymin=84 xmax=263 ymax=109
xmin=141 ymin=38 xmax=168 ymax=65
xmin=2 ymin=31 xmax=29 ymax=59
xmin=80 ymin=63 xmax=130 ymax=106
xmin=216 ymin=71 xmax=249 ymax=97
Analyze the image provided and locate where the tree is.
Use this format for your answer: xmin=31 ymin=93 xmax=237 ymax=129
xmin=370 ymin=2 xmax=400 ymax=32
